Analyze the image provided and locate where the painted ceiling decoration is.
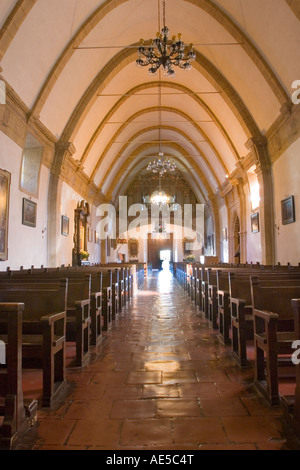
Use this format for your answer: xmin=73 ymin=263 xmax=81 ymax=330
xmin=0 ymin=0 xmax=298 ymax=204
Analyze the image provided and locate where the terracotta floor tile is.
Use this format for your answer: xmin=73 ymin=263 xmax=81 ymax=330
xmin=241 ymin=396 xmax=283 ymax=417
xmin=200 ymin=397 xmax=249 ymax=417
xmin=142 ymin=384 xmax=180 ymax=399
xmin=145 ymin=361 xmax=180 ymax=372
xmin=215 ymin=381 xmax=251 ymax=398
xmin=126 ymin=371 xmax=162 ymax=384
xmin=66 ymin=372 xmax=95 ymax=385
xmin=199 ymin=444 xmax=257 ymax=450
xmin=222 ymin=417 xmax=282 ymax=443
xmin=33 ymin=420 xmax=77 ymax=446
xmin=69 ymin=384 xmax=106 ymax=400
xmin=68 ymin=420 xmax=122 ymax=446
xmin=103 ymin=384 xmax=143 ymax=399
xmin=121 ymin=419 xmax=173 ymax=447
xmin=32 ymin=445 xmax=88 ymax=451
xmin=20 ymin=272 xmax=300 ymax=450
xmin=173 ymin=418 xmax=228 ymax=444
xmin=91 ymin=371 xmax=128 ymax=385
xmin=114 ymin=361 xmax=146 ymax=372
xmin=178 ymin=383 xmax=220 ymax=399
xmin=110 ymin=400 xmax=156 ymax=419
xmin=162 ymin=371 xmax=198 ymax=384
xmin=156 ymin=399 xmax=202 ymax=418
xmin=64 ymin=400 xmax=113 ymax=420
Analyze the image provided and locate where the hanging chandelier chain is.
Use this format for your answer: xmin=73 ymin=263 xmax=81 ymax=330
xmin=136 ymin=0 xmax=196 ymax=77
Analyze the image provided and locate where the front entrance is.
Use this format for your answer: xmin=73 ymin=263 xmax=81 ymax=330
xmin=148 ymin=234 xmax=173 ymax=270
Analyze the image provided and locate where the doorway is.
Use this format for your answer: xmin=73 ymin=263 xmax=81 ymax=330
xmin=148 ymin=234 xmax=173 ymax=270
xmin=160 ymin=250 xmax=171 ymax=271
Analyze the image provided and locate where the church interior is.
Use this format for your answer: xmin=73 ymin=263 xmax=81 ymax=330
xmin=0 ymin=0 xmax=300 ymax=451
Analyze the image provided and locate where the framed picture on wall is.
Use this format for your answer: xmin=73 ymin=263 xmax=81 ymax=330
xmin=22 ymin=198 xmax=37 ymax=228
xmin=251 ymin=212 xmax=260 ymax=233
xmin=281 ymin=196 xmax=295 ymax=225
xmin=0 ymin=169 xmax=11 ymax=261
xmin=61 ymin=215 xmax=69 ymax=236
xmin=129 ymin=238 xmax=139 ymax=257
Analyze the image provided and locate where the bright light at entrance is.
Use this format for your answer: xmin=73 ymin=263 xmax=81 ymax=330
xmin=160 ymin=250 xmax=171 ymax=271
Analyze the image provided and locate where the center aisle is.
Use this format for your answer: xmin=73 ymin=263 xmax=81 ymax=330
xmin=24 ymin=269 xmax=300 ymax=450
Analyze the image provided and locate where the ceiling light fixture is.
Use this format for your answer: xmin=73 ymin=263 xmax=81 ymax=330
xmin=147 ymin=79 xmax=177 ymax=176
xmin=136 ymin=0 xmax=196 ymax=77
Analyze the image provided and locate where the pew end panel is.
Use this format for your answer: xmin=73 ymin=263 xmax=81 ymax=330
xmin=0 ymin=303 xmax=37 ymax=449
xmin=0 ymin=282 xmax=68 ymax=407
xmin=230 ymin=298 xmax=254 ymax=367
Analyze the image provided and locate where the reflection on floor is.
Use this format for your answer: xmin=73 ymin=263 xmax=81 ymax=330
xmin=18 ymin=271 xmax=300 ymax=450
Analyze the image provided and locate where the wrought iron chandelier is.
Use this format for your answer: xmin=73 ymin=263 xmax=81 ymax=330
xmin=147 ymin=80 xmax=177 ymax=177
xmin=147 ymin=154 xmax=177 ymax=176
xmin=136 ymin=0 xmax=196 ymax=77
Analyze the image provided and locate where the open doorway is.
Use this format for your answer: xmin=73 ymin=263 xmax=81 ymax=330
xmin=148 ymin=234 xmax=173 ymax=270
xmin=160 ymin=250 xmax=171 ymax=271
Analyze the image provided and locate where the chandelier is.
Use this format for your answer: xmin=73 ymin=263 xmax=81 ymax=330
xmin=147 ymin=79 xmax=177 ymax=177
xmin=136 ymin=1 xmax=196 ymax=77
xmin=147 ymin=153 xmax=177 ymax=176
xmin=150 ymin=190 xmax=171 ymax=205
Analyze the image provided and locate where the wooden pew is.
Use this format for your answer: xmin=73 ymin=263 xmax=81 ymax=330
xmin=201 ymin=268 xmax=210 ymax=320
xmin=59 ymin=268 xmax=102 ymax=346
xmin=101 ymin=270 xmax=113 ymax=331
xmin=251 ymin=277 xmax=300 ymax=405
xmin=229 ymin=272 xmax=254 ymax=367
xmin=283 ymin=299 xmax=300 ymax=432
xmin=1 ymin=273 xmax=91 ymax=368
xmin=207 ymin=269 xmax=218 ymax=329
xmin=0 ymin=281 xmax=67 ymax=406
xmin=0 ymin=303 xmax=37 ymax=449
xmin=217 ymin=270 xmax=231 ymax=344
xmin=230 ymin=271 xmax=300 ymax=367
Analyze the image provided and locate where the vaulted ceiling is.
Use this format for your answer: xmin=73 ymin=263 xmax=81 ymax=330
xmin=0 ymin=0 xmax=299 ymax=203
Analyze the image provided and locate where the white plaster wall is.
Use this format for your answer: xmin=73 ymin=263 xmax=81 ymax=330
xmin=244 ymin=183 xmax=262 ymax=264
xmin=219 ymin=202 xmax=229 ymax=263
xmin=0 ymin=131 xmax=49 ymax=270
xmin=273 ymin=138 xmax=300 ymax=265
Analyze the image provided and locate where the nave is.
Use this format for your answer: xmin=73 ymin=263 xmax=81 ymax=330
xmin=17 ymin=270 xmax=300 ymax=451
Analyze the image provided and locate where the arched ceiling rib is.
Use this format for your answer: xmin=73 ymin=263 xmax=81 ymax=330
xmin=95 ymin=125 xmax=220 ymax=193
xmin=108 ymin=143 xmax=211 ymax=204
xmin=77 ymin=81 xmax=241 ymax=169
xmin=0 ymin=0 xmax=298 ymax=204
xmin=85 ymin=106 xmax=228 ymax=183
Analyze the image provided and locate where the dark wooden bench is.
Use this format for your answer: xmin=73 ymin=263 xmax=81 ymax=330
xmin=101 ymin=270 xmax=113 ymax=331
xmin=229 ymin=272 xmax=254 ymax=367
xmin=229 ymin=271 xmax=300 ymax=368
xmin=57 ymin=268 xmax=102 ymax=347
xmin=0 ymin=281 xmax=67 ymax=406
xmin=251 ymin=277 xmax=300 ymax=405
xmin=0 ymin=303 xmax=37 ymax=449
xmin=2 ymin=272 xmax=92 ymax=368
xmin=282 ymin=299 xmax=300 ymax=432
xmin=217 ymin=270 xmax=231 ymax=344
xmin=207 ymin=270 xmax=218 ymax=329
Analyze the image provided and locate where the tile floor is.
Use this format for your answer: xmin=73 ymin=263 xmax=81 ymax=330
xmin=18 ymin=270 xmax=300 ymax=450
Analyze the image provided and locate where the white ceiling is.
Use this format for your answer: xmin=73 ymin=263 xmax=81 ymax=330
xmin=0 ymin=0 xmax=298 ymax=202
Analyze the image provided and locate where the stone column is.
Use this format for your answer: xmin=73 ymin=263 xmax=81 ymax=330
xmin=247 ymin=137 xmax=275 ymax=265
